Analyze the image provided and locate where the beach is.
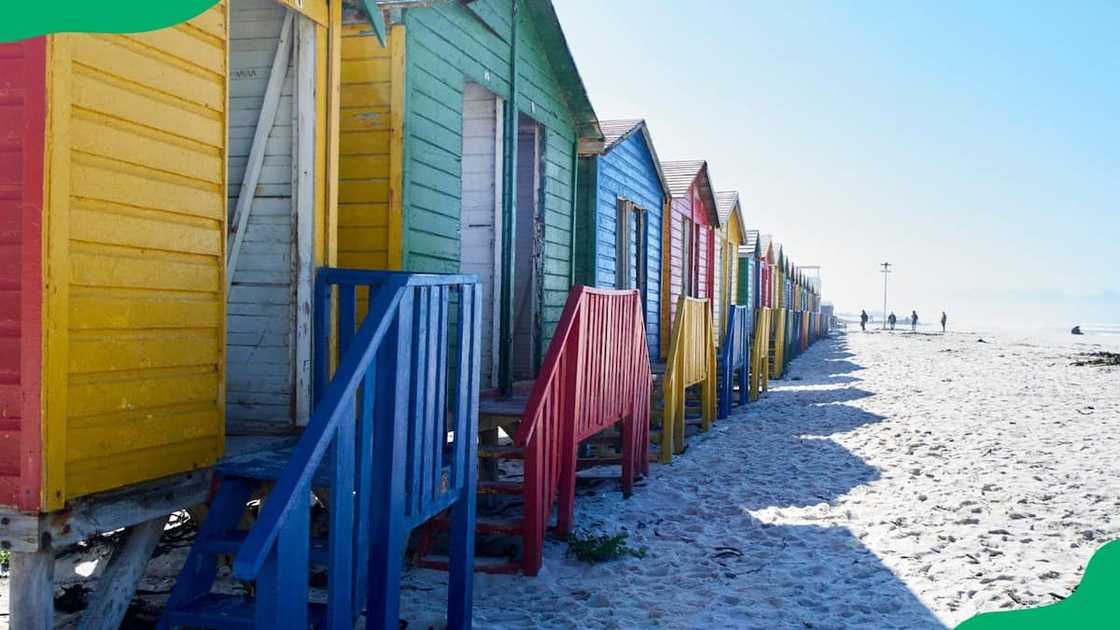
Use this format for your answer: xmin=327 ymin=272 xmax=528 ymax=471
xmin=396 ymin=327 xmax=1120 ymax=628
xmin=2 ymin=327 xmax=1118 ymax=628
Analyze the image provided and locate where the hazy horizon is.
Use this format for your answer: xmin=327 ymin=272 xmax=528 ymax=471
xmin=554 ymin=1 xmax=1118 ymax=330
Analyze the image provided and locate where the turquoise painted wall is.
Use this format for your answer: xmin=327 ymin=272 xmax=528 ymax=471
xmin=401 ymin=0 xmax=583 ymax=358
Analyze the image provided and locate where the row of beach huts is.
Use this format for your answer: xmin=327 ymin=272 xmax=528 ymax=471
xmin=0 ymin=1 xmax=829 ymax=628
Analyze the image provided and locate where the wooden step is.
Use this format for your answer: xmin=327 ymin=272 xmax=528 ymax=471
xmin=414 ymin=555 xmax=521 ymax=575
xmin=164 ymin=593 xmax=326 ymax=629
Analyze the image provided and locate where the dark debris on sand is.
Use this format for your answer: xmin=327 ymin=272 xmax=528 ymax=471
xmin=1071 ymin=352 xmax=1120 ymax=367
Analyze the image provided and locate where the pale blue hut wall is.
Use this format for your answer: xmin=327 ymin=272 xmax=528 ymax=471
xmin=576 ymin=131 xmax=664 ymax=358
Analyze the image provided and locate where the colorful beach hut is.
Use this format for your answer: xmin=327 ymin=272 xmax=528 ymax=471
xmin=659 ymin=160 xmax=719 ymax=356
xmin=576 ymin=119 xmax=670 ymax=360
xmin=340 ymin=2 xmax=655 ymax=580
xmin=713 ymin=191 xmax=747 ymax=340
xmin=337 ymin=0 xmax=600 ymax=392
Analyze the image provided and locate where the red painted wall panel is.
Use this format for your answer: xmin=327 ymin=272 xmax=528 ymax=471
xmin=0 ymin=37 xmax=45 ymax=512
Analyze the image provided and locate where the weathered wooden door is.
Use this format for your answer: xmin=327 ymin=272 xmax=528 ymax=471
xmin=226 ymin=0 xmax=316 ymax=433
xmin=459 ymin=82 xmax=503 ymax=389
xmin=512 ymin=114 xmax=541 ymax=381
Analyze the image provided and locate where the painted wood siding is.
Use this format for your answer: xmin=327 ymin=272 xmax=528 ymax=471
xmin=226 ymin=0 xmax=298 ymax=432
xmin=697 ymin=224 xmax=710 ymax=299
xmin=402 ymin=1 xmax=579 ymax=354
xmin=665 ymin=196 xmax=690 ymax=329
xmin=338 ymin=20 xmax=393 ymax=270
xmin=0 ymin=38 xmax=46 ymax=511
xmin=712 ymin=234 xmax=723 ymax=338
xmin=584 ymin=132 xmax=663 ymax=358
xmin=41 ymin=8 xmax=227 ymax=508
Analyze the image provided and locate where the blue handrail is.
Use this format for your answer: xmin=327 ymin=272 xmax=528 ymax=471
xmin=232 ymin=268 xmax=481 ymax=630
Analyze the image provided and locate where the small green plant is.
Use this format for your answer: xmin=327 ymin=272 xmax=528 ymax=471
xmin=0 ymin=548 xmax=9 ymax=568
xmin=566 ymin=530 xmax=646 ymax=564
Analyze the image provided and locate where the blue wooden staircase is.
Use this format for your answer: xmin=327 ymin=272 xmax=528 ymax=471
xmin=160 ymin=270 xmax=482 ymax=630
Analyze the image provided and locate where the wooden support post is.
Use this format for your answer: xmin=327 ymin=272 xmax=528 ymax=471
xmin=10 ymin=548 xmax=54 ymax=630
xmin=78 ymin=516 xmax=168 ymax=630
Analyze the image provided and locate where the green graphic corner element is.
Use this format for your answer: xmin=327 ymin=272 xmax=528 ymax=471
xmin=956 ymin=539 xmax=1120 ymax=629
xmin=1 ymin=1 xmax=220 ymax=43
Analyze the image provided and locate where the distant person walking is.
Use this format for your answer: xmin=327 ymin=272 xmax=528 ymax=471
xmin=941 ymin=311 xmax=947 ymax=333
xmin=860 ymin=310 xmax=868 ymax=331
xmin=888 ymin=312 xmax=897 ymax=330
xmin=910 ymin=310 xmax=918 ymax=332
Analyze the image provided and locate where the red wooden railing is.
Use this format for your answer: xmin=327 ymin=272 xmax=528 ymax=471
xmin=514 ymin=286 xmax=652 ymax=575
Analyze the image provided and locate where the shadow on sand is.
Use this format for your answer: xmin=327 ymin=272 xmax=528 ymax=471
xmin=726 ymin=333 xmax=945 ymax=628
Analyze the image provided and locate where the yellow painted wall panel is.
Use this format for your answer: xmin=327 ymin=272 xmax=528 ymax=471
xmin=67 ymin=369 xmax=219 ymax=420
xmin=71 ymin=35 xmax=224 ymax=110
xmin=65 ymin=436 xmax=221 ymax=499
xmin=70 ymin=71 xmax=223 ymax=148
xmin=338 ymin=204 xmax=389 ymax=227
xmin=70 ymin=161 xmax=224 ymax=221
xmin=69 ymin=330 xmax=220 ymax=374
xmin=185 ymin=5 xmax=228 ymax=39
xmin=341 ymin=84 xmax=391 ymax=109
xmin=70 ymin=247 xmax=220 ymax=293
xmin=339 ymin=24 xmax=393 ymax=270
xmin=70 ymin=290 xmax=221 ymax=330
xmin=71 ymin=204 xmax=222 ymax=257
xmin=70 ymin=114 xmax=222 ymax=185
xmin=126 ymin=26 xmax=226 ymax=72
xmin=340 ymin=129 xmax=390 ymax=154
xmin=40 ymin=4 xmax=227 ymax=509
xmin=67 ymin=406 xmax=221 ymax=463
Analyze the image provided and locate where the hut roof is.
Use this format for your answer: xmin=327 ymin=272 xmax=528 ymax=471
xmin=715 ymin=191 xmax=747 ymax=241
xmin=741 ymin=230 xmax=761 ymax=257
xmin=662 ymin=160 xmax=720 ymax=226
xmin=368 ymin=0 xmax=602 ymax=141
xmin=521 ymin=0 xmax=602 ymax=142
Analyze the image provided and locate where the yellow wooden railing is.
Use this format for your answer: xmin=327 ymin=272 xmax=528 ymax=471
xmin=749 ymin=307 xmax=771 ymax=401
xmin=659 ymin=296 xmax=716 ymax=464
xmin=770 ymin=308 xmax=787 ymax=379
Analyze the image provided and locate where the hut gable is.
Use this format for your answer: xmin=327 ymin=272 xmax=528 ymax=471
xmin=742 ymin=229 xmax=761 ymax=258
xmin=661 ymin=159 xmax=719 ymax=227
xmin=715 ymin=191 xmax=747 ymax=242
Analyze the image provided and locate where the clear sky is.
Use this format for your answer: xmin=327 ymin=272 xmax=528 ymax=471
xmin=554 ymin=0 xmax=1119 ymax=329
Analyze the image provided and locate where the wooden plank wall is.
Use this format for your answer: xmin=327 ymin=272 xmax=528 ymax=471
xmin=226 ymin=0 xmax=297 ymax=433
xmin=41 ymin=7 xmax=227 ymax=509
xmin=0 ymin=38 xmax=46 ymax=512
xmin=666 ymin=198 xmax=690 ymax=335
xmin=338 ymin=18 xmax=393 ymax=272
xmin=405 ymin=1 xmax=579 ymax=356
xmin=587 ymin=132 xmax=664 ymax=359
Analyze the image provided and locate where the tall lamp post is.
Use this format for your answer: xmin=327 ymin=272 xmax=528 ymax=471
xmin=880 ymin=262 xmax=891 ymax=330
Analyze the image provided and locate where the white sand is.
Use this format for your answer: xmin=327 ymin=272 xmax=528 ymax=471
xmin=398 ymin=328 xmax=1120 ymax=628
xmin=2 ymin=328 xmax=1117 ymax=628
